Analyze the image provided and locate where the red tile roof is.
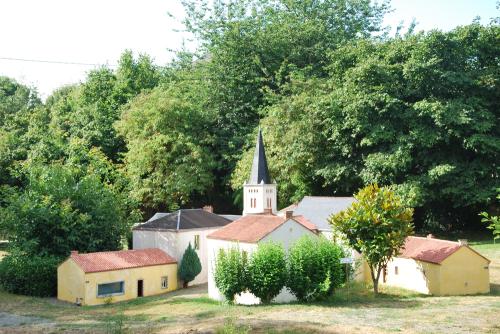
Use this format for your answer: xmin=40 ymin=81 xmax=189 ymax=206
xmin=207 ymin=213 xmax=317 ymax=243
xmin=399 ymin=236 xmax=489 ymax=264
xmin=69 ymin=248 xmax=176 ymax=273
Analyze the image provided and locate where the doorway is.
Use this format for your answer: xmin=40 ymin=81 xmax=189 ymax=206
xmin=137 ymin=280 xmax=144 ymax=297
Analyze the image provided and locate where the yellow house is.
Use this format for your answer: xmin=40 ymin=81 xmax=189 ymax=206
xmin=365 ymin=236 xmax=490 ymax=295
xmin=58 ymin=248 xmax=177 ymax=306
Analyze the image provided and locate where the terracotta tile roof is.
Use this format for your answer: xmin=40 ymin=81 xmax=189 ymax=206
xmin=207 ymin=213 xmax=317 ymax=243
xmin=69 ymin=248 xmax=176 ymax=273
xmin=399 ymin=236 xmax=486 ymax=264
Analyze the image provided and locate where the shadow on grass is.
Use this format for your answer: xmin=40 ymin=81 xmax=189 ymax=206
xmin=490 ymin=283 xmax=500 ymax=296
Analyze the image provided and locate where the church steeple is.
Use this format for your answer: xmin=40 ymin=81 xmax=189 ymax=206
xmin=248 ymin=128 xmax=271 ymax=185
xmin=243 ymin=128 xmax=277 ymax=215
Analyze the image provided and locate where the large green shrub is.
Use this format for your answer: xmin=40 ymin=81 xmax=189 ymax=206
xmin=247 ymin=243 xmax=287 ymax=304
xmin=0 ymin=251 xmax=62 ymax=297
xmin=287 ymin=236 xmax=345 ymax=301
xmin=179 ymin=242 xmax=202 ymax=287
xmin=214 ymin=248 xmax=247 ymax=303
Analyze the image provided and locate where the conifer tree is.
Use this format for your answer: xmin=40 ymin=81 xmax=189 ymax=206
xmin=179 ymin=243 xmax=202 ymax=288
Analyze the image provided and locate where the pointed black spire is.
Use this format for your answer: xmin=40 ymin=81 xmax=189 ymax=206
xmin=248 ymin=128 xmax=271 ymax=184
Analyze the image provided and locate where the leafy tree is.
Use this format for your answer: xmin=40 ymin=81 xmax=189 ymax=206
xmin=116 ymin=85 xmax=215 ymax=210
xmin=179 ymin=242 xmax=202 ymax=287
xmin=233 ymin=23 xmax=500 ymax=231
xmin=329 ymin=184 xmax=413 ymax=294
xmin=287 ymin=236 xmax=345 ymax=301
xmin=0 ymin=163 xmax=134 ymax=257
xmin=479 ymin=190 xmax=500 ymax=242
xmin=247 ymin=242 xmax=287 ymax=304
xmin=214 ymin=247 xmax=247 ymax=303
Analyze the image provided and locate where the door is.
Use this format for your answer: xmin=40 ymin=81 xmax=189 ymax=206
xmin=137 ymin=279 xmax=144 ymax=297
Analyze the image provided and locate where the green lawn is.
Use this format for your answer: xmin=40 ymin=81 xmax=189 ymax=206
xmin=0 ymin=242 xmax=499 ymax=334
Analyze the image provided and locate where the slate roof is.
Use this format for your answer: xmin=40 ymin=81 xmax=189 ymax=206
xmin=399 ymin=236 xmax=490 ymax=264
xmin=134 ymin=209 xmax=232 ymax=231
xmin=69 ymin=248 xmax=176 ymax=273
xmin=248 ymin=128 xmax=271 ymax=184
xmin=207 ymin=213 xmax=317 ymax=243
xmin=291 ymin=196 xmax=356 ymax=231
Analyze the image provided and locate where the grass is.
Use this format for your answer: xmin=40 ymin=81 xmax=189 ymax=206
xmin=0 ymin=242 xmax=499 ymax=333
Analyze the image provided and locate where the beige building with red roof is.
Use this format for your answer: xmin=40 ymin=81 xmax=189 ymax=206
xmin=364 ymin=236 xmax=490 ymax=295
xmin=57 ymin=248 xmax=177 ymax=305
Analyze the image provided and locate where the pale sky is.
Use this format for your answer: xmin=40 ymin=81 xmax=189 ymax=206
xmin=0 ymin=0 xmax=497 ymax=98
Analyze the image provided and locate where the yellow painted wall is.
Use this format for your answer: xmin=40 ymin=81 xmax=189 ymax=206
xmin=439 ymin=247 xmax=490 ymax=295
xmin=57 ymin=258 xmax=85 ymax=304
xmin=57 ymin=259 xmax=178 ymax=306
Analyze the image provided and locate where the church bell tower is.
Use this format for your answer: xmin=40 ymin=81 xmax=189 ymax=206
xmin=243 ymin=128 xmax=277 ymax=215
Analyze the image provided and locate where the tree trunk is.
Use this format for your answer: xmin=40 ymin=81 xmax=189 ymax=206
xmin=370 ymin=264 xmax=382 ymax=295
xmin=183 ymin=281 xmax=188 ymax=288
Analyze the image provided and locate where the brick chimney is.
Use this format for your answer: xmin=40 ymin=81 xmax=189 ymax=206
xmin=202 ymin=205 xmax=213 ymax=213
xmin=426 ymin=234 xmax=434 ymax=239
xmin=285 ymin=210 xmax=293 ymax=219
xmin=263 ymin=208 xmax=273 ymax=215
xmin=458 ymin=239 xmax=468 ymax=246
xmin=70 ymin=250 xmax=78 ymax=256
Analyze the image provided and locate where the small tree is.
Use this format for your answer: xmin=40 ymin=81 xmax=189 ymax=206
xmin=247 ymin=242 xmax=287 ymax=304
xmin=179 ymin=243 xmax=202 ymax=288
xmin=214 ymin=248 xmax=247 ymax=303
xmin=480 ymin=191 xmax=500 ymax=243
xmin=287 ymin=236 xmax=345 ymax=301
xmin=329 ymin=184 xmax=413 ymax=294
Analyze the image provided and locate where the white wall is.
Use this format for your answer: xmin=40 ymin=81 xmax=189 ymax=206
xmin=207 ymin=219 xmax=318 ymax=304
xmin=133 ymin=227 xmax=222 ymax=285
xmin=243 ymin=183 xmax=277 ymax=215
xmin=381 ymin=257 xmax=432 ymax=294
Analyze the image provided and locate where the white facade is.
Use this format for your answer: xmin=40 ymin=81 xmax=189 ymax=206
xmin=207 ymin=219 xmax=317 ymax=304
xmin=243 ymin=182 xmax=277 ymax=215
xmin=133 ymin=227 xmax=220 ymax=286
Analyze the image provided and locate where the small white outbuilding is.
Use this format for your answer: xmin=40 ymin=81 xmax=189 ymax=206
xmin=207 ymin=211 xmax=318 ymax=304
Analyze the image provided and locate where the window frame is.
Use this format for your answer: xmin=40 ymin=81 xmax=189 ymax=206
xmin=194 ymin=234 xmax=200 ymax=250
xmin=161 ymin=276 xmax=168 ymax=289
xmin=97 ymin=280 xmax=125 ymax=298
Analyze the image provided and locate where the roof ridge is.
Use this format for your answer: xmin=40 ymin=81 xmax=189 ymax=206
xmin=408 ymin=236 xmax=459 ymax=245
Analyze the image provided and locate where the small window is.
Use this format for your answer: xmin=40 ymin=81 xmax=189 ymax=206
xmin=161 ymin=276 xmax=168 ymax=289
xmin=395 ymin=266 xmax=399 ymax=275
xmin=97 ymin=281 xmax=124 ymax=297
xmin=194 ymin=235 xmax=200 ymax=250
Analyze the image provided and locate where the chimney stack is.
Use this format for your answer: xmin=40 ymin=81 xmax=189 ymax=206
xmin=285 ymin=210 xmax=293 ymax=219
xmin=458 ymin=239 xmax=468 ymax=246
xmin=202 ymin=205 xmax=213 ymax=213
xmin=70 ymin=250 xmax=78 ymax=256
xmin=426 ymin=234 xmax=434 ymax=239
xmin=263 ymin=208 xmax=273 ymax=215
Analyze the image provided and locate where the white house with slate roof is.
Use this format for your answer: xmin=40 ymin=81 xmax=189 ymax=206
xmin=133 ymin=208 xmax=232 ymax=285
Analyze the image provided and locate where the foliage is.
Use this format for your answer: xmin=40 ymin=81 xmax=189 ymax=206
xmin=179 ymin=242 xmax=202 ymax=287
xmin=116 ymin=84 xmax=215 ymax=210
xmin=0 ymin=251 xmax=61 ymax=296
xmin=287 ymin=236 xmax=345 ymax=301
xmin=215 ymin=318 xmax=250 ymax=334
xmin=480 ymin=191 xmax=500 ymax=241
xmin=214 ymin=247 xmax=247 ymax=303
xmin=246 ymin=242 xmax=287 ymax=304
xmin=233 ymin=23 xmax=500 ymax=231
xmin=0 ymin=164 xmax=134 ymax=257
xmin=329 ymin=184 xmax=413 ymax=294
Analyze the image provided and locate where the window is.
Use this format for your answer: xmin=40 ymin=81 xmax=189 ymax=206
xmin=97 ymin=281 xmax=124 ymax=297
xmin=194 ymin=234 xmax=200 ymax=250
xmin=395 ymin=266 xmax=399 ymax=275
xmin=161 ymin=276 xmax=168 ymax=289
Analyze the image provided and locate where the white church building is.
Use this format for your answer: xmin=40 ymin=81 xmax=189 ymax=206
xmin=207 ymin=129 xmax=319 ymax=304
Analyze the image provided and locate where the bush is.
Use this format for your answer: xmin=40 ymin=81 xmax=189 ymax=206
xmin=247 ymin=243 xmax=287 ymax=304
xmin=0 ymin=251 xmax=62 ymax=296
xmin=179 ymin=242 xmax=202 ymax=287
xmin=214 ymin=248 xmax=247 ymax=303
xmin=287 ymin=236 xmax=345 ymax=301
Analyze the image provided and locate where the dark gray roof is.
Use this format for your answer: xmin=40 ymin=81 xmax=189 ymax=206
xmin=134 ymin=209 xmax=232 ymax=231
xmin=292 ymin=196 xmax=356 ymax=231
xmin=219 ymin=214 xmax=242 ymax=221
xmin=248 ymin=128 xmax=271 ymax=184
xmin=147 ymin=212 xmax=168 ymax=222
